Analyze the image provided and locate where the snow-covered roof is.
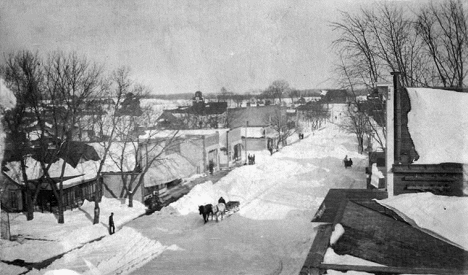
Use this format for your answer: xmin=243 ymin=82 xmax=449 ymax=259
xmin=241 ymin=127 xmax=264 ymax=138
xmin=4 ymin=157 xmax=100 ymax=188
xmin=139 ymin=129 xmax=228 ymax=140
xmin=4 ymin=142 xmax=138 ymax=188
xmin=407 ymin=88 xmax=468 ymax=164
xmin=89 ymin=142 xmax=137 ymax=173
xmin=144 ymin=153 xmax=197 ymax=187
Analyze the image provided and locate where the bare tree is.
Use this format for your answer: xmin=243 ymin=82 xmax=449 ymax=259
xmin=332 ymin=10 xmax=382 ymax=89
xmin=416 ymin=0 xmax=468 ymax=87
xmin=266 ymin=80 xmax=290 ymax=104
xmin=340 ymin=105 xmax=370 ymax=154
xmin=266 ymin=106 xmax=296 ymax=150
xmin=298 ymin=101 xmax=329 ymax=131
xmin=88 ymin=67 xmax=136 ymax=224
xmin=332 ymin=3 xmax=430 ymax=88
xmin=337 ymin=56 xmax=386 ymax=152
xmin=288 ymin=89 xmax=300 ymax=105
xmin=363 ymin=4 xmax=427 ymax=87
xmin=38 ymin=52 xmax=104 ymax=224
xmin=232 ymin=94 xmax=244 ymax=107
xmin=218 ymin=87 xmax=230 ymax=102
xmin=109 ymin=109 xmax=180 ymax=207
xmin=1 ymin=51 xmax=44 ymax=221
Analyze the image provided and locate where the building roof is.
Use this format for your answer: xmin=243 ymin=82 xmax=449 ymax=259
xmin=144 ymin=153 xmax=197 ymax=187
xmin=227 ymin=105 xmax=285 ymax=128
xmin=303 ymin=189 xmax=468 ymax=274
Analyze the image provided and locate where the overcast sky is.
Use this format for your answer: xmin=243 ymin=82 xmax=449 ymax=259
xmin=0 ymin=0 xmax=421 ymax=95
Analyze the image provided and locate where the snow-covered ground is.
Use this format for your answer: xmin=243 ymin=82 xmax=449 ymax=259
xmin=4 ymin=112 xmax=466 ymax=275
xmin=2 ymin=118 xmax=370 ymax=274
xmin=1 ymin=197 xmax=146 ymax=263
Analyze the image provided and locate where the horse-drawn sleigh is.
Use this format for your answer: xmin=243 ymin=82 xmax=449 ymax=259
xmin=198 ymin=197 xmax=240 ymax=224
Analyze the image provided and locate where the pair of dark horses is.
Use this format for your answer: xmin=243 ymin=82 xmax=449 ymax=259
xmin=199 ymin=197 xmax=239 ymax=224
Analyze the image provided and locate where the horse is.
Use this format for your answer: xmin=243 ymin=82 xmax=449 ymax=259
xmin=212 ymin=203 xmax=226 ymax=222
xmin=198 ymin=204 xmax=213 ymax=223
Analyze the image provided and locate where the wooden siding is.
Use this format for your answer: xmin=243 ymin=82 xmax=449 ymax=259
xmin=393 ymin=163 xmax=464 ymax=196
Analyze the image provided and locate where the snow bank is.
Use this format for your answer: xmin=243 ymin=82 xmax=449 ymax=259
xmin=2 ymin=197 xmax=145 ymax=263
xmin=0 ymin=262 xmax=27 ymax=275
xmin=0 ymin=78 xmax=16 ymax=110
xmin=376 ymin=193 xmax=468 ymax=250
xmin=407 ymin=88 xmax=468 ymax=164
xmin=330 ymin=224 xmax=345 ymax=246
xmin=29 ymin=227 xmax=179 ymax=275
xmin=323 ymin=247 xmax=385 ymax=267
xmin=369 ymin=163 xmax=384 ymax=188
xmin=43 ymin=269 xmax=81 ymax=275
xmin=169 ymin=180 xmax=229 ymax=215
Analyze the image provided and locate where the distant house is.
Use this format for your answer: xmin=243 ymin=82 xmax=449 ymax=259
xmin=156 ymin=91 xmax=228 ymax=129
xmin=227 ymin=105 xmax=285 ymax=152
xmin=320 ymin=89 xmax=350 ymax=104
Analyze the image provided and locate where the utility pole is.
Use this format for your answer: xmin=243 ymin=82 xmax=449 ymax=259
xmin=245 ymin=121 xmax=248 ymax=164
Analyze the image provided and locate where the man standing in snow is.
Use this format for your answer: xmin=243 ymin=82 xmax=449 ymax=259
xmin=209 ymin=160 xmax=214 ymax=175
xmin=109 ymin=212 xmax=115 ymax=235
xmin=343 ymin=155 xmax=348 ymax=168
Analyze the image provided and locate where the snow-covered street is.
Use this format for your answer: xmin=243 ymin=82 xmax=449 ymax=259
xmin=125 ymin=123 xmax=367 ymax=275
xmin=2 ymin=121 xmax=367 ymax=275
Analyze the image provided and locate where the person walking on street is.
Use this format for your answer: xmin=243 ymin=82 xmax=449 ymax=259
xmin=109 ymin=212 xmax=115 ymax=235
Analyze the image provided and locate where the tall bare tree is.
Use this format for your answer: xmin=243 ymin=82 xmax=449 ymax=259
xmin=332 ymin=10 xmax=381 ymax=89
xmin=340 ymin=105 xmax=371 ymax=154
xmin=416 ymin=0 xmax=468 ymax=87
xmin=363 ymin=4 xmax=428 ymax=87
xmin=39 ymin=52 xmax=104 ymax=223
xmin=337 ymin=56 xmax=386 ymax=152
xmin=109 ymin=110 xmax=180 ymax=207
xmin=1 ymin=51 xmax=44 ymax=221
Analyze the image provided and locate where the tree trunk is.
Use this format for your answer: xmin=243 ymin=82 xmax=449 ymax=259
xmin=358 ymin=136 xmax=364 ymax=154
xmin=93 ymin=201 xmax=100 ymax=225
xmin=128 ymin=192 xmax=133 ymax=208
xmin=25 ymin=189 xmax=33 ymax=221
xmin=58 ymin=185 xmax=64 ymax=224
xmin=93 ymin=177 xmax=101 ymax=224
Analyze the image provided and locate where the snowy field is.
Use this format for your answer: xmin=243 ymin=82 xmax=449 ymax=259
xmin=4 ymin=119 xmax=367 ymax=275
